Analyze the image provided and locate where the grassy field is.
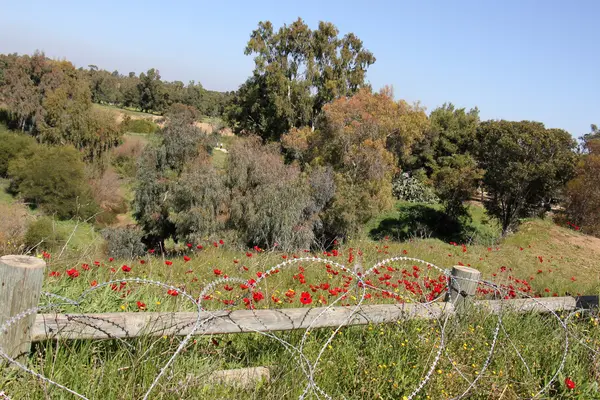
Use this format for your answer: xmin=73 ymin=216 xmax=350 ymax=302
xmin=93 ymin=103 xmax=162 ymax=118
xmin=1 ymin=207 xmax=599 ymax=399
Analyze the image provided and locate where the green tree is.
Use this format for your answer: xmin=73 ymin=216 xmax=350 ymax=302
xmin=476 ymin=120 xmax=577 ymax=235
xmin=132 ymin=145 xmax=174 ymax=250
xmin=407 ymin=103 xmax=480 ymax=177
xmin=0 ymin=131 xmax=38 ymax=177
xmin=169 ymin=153 xmax=227 ymax=243
xmin=8 ymin=145 xmax=98 ymax=219
xmin=161 ymin=113 xmax=213 ymax=173
xmin=121 ymin=72 xmax=141 ymax=109
xmin=0 ymin=52 xmax=46 ymax=131
xmin=1 ymin=54 xmax=122 ymax=160
xmin=227 ymin=136 xmax=316 ymax=250
xmin=137 ymin=68 xmax=165 ymax=113
xmin=228 ymin=18 xmax=376 ymax=141
xmin=431 ymin=154 xmax=483 ymax=219
xmin=282 ymin=88 xmax=416 ymax=240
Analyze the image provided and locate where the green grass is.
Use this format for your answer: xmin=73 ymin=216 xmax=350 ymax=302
xmin=366 ymin=201 xmax=501 ymax=245
xmin=94 ymin=103 xmax=162 ymax=118
xmin=1 ymin=207 xmax=600 ymax=398
xmin=211 ymin=148 xmax=228 ymax=171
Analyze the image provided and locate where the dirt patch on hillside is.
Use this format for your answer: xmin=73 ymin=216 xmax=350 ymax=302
xmin=550 ymin=226 xmax=600 ymax=254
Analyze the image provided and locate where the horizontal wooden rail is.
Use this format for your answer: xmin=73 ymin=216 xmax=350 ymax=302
xmin=29 ymin=296 xmax=596 ymax=342
xmin=31 ymin=303 xmax=450 ymax=341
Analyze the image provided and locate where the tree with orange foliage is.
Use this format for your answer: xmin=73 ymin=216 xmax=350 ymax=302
xmin=282 ymin=88 xmax=428 ymax=240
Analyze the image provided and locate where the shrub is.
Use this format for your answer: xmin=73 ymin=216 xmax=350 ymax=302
xmin=24 ymin=217 xmax=65 ymax=252
xmin=8 ymin=145 xmax=99 ymax=220
xmin=431 ymin=154 xmax=483 ymax=219
xmin=88 ymin=168 xmax=128 ymax=226
xmin=162 ymin=115 xmax=211 ymax=173
xmin=227 ymin=137 xmax=316 ymax=251
xmin=0 ymin=131 xmax=38 ymax=177
xmin=169 ymin=153 xmax=228 ymax=243
xmin=111 ymin=135 xmax=146 ymax=178
xmin=165 ymin=103 xmax=198 ymax=124
xmin=392 ymin=173 xmax=439 ymax=204
xmin=102 ymin=226 xmax=146 ymax=260
xmin=120 ymin=116 xmax=158 ymax=134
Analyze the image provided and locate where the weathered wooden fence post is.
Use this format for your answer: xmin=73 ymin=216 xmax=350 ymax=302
xmin=0 ymin=255 xmax=45 ymax=361
xmin=446 ymin=265 xmax=481 ymax=314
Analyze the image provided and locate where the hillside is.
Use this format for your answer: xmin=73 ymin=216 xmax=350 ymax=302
xmin=93 ymin=103 xmax=234 ymax=136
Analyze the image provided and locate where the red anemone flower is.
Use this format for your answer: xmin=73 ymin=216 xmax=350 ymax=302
xmin=300 ymin=292 xmax=312 ymax=305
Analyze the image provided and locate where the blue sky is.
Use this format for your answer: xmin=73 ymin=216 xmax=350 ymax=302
xmin=0 ymin=0 xmax=598 ymax=137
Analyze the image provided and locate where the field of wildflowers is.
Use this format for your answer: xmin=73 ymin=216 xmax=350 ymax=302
xmin=1 ymin=219 xmax=599 ymax=399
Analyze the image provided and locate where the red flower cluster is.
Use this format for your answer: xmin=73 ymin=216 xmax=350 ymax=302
xmin=66 ymin=268 xmax=79 ymax=278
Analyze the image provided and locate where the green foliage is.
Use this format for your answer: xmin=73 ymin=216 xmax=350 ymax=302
xmin=169 ymin=154 xmax=228 ymax=243
xmin=102 ymin=226 xmax=146 ymax=259
xmin=392 ymin=173 xmax=438 ymax=204
xmin=227 ymin=19 xmax=376 ymax=141
xmin=432 ymin=154 xmax=483 ymax=218
xmin=24 ymin=217 xmax=65 ymax=251
xmin=132 ymin=146 xmax=174 ymax=249
xmin=8 ymin=145 xmax=99 ymax=220
xmin=476 ymin=120 xmax=577 ymax=235
xmin=406 ymin=103 xmax=479 ymax=176
xmin=0 ymin=53 xmax=123 ymax=160
xmin=137 ymin=68 xmax=166 ymax=113
xmin=227 ymin=137 xmax=317 ymax=250
xmin=368 ymin=201 xmax=500 ymax=245
xmin=0 ymin=130 xmax=38 ymax=177
xmin=161 ymin=116 xmax=213 ymax=173
xmin=120 ymin=116 xmax=158 ymax=134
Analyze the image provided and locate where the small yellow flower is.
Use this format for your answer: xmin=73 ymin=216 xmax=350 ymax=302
xmin=120 ymin=305 xmax=126 ymax=310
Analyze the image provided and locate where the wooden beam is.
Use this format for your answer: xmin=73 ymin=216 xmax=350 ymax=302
xmin=28 ymin=296 xmax=593 ymax=342
xmin=31 ymin=302 xmax=452 ymax=341
xmin=475 ymin=296 xmax=579 ymax=314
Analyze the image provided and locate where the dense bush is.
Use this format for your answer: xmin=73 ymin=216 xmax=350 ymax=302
xmin=161 ymin=116 xmax=214 ymax=173
xmin=432 ymin=154 xmax=483 ymax=218
xmin=120 ymin=116 xmax=158 ymax=134
xmin=392 ymin=173 xmax=438 ymax=204
xmin=111 ymin=136 xmax=146 ymax=178
xmin=8 ymin=145 xmax=99 ymax=220
xmin=24 ymin=217 xmax=65 ymax=251
xmin=0 ymin=131 xmax=38 ymax=177
xmin=228 ymin=137 xmax=317 ymax=250
xmin=169 ymin=152 xmax=228 ymax=243
xmin=102 ymin=226 xmax=146 ymax=259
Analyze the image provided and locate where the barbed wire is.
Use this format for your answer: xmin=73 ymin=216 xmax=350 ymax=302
xmin=0 ymin=255 xmax=598 ymax=399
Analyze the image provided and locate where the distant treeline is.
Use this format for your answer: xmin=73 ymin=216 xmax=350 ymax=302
xmin=85 ymin=65 xmax=233 ymax=116
xmin=0 ymin=52 xmax=233 ymax=120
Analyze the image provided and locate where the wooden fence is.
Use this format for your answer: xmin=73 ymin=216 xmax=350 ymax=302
xmin=1 ymin=255 xmax=598 ymax=361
